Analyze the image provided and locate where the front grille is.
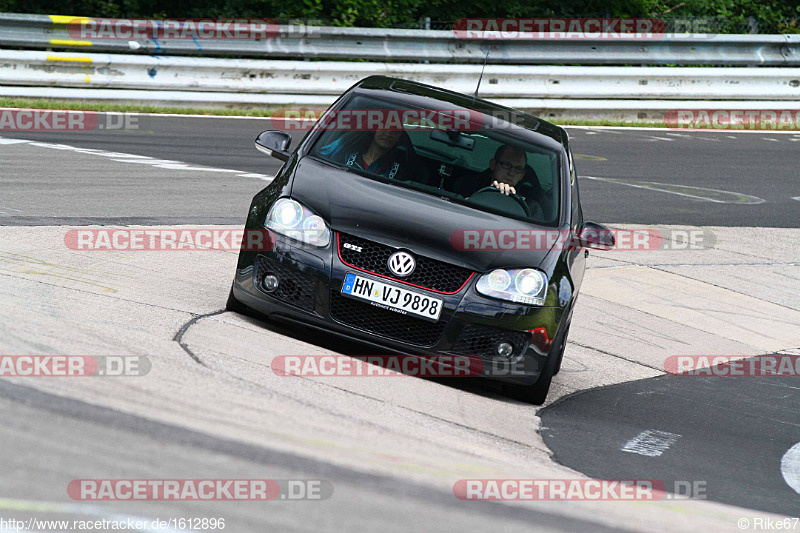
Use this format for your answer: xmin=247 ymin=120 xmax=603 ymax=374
xmin=329 ymin=290 xmax=446 ymax=347
xmin=255 ymin=256 xmax=317 ymax=312
xmin=452 ymin=323 xmax=530 ymax=360
xmin=338 ymin=232 xmax=473 ymax=294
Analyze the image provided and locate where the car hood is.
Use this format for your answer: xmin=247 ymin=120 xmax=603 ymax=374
xmin=290 ymin=157 xmax=557 ymax=273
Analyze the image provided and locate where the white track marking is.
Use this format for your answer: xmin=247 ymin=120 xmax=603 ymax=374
xmin=583 ymin=176 xmax=766 ymax=204
xmin=781 ymin=442 xmax=800 ymax=494
xmin=0 ymin=205 xmax=22 ymax=215
xmin=238 ymin=173 xmax=272 ymax=178
xmin=665 ymin=132 xmax=719 ymax=142
xmin=762 ymin=138 xmax=779 ymax=142
xmin=0 ymin=136 xmax=274 ymax=181
xmin=621 ymin=430 xmax=682 ymax=457
xmin=584 ymin=128 xmax=624 ymax=134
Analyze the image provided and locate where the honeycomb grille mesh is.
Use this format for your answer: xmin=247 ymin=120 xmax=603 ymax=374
xmin=338 ymin=232 xmax=472 ymax=294
xmin=452 ymin=323 xmax=530 ymax=359
xmin=256 ymin=256 xmax=317 ymax=312
xmin=329 ymin=290 xmax=446 ymax=347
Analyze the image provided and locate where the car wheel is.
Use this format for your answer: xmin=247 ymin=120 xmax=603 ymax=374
xmin=225 ymin=283 xmax=250 ymax=314
xmin=503 ymin=318 xmax=570 ymax=405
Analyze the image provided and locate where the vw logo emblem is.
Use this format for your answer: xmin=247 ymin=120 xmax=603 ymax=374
xmin=388 ymin=251 xmax=416 ymax=277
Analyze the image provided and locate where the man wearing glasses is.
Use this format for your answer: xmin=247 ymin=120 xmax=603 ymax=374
xmin=467 ymin=144 xmax=545 ymax=220
xmin=488 ymin=144 xmax=527 ymax=196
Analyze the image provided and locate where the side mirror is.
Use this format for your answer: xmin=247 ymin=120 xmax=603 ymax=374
xmin=579 ymin=222 xmax=615 ymax=250
xmin=255 ymin=130 xmax=292 ymax=162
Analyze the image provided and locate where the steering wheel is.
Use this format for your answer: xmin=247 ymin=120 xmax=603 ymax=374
xmin=469 ymin=186 xmax=532 ymax=218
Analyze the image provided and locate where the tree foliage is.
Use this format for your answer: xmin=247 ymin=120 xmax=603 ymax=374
xmin=1 ymin=0 xmax=798 ymax=30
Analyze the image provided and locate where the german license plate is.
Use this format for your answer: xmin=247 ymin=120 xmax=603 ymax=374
xmin=341 ymin=273 xmax=443 ymax=321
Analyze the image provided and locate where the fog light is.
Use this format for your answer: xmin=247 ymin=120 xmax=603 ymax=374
xmin=263 ymin=274 xmax=279 ymax=292
xmin=496 ymin=342 xmax=514 ymax=358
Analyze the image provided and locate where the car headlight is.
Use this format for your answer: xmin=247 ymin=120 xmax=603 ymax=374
xmin=476 ymin=268 xmax=548 ymax=305
xmin=265 ymin=198 xmax=331 ymax=247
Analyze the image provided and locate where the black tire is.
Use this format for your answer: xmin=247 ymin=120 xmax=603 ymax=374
xmin=503 ymin=318 xmax=570 ymax=405
xmin=225 ymin=283 xmax=250 ymax=314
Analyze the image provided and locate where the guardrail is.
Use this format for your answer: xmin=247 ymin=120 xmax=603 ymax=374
xmin=2 ymin=49 xmax=799 ymax=121
xmin=3 ymin=50 xmax=798 ymax=100
xmin=2 ymin=13 xmax=799 ymax=119
xmin=0 ymin=12 xmax=798 ymax=66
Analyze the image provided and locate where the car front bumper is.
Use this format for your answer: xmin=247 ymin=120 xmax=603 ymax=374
xmin=232 ymin=233 xmax=568 ymax=385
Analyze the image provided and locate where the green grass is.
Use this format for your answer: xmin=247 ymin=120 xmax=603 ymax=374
xmin=550 ymin=119 xmax=667 ymax=128
xmin=0 ymin=97 xmax=668 ymax=127
xmin=0 ymin=97 xmax=285 ymax=117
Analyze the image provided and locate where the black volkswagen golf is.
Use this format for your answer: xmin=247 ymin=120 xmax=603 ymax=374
xmin=227 ymin=76 xmax=612 ymax=404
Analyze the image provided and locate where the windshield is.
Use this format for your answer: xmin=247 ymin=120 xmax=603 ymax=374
xmin=308 ymin=94 xmax=561 ymax=226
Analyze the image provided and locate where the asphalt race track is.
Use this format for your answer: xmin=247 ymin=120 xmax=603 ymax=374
xmin=540 ymin=363 xmax=800 ymax=517
xmin=1 ymin=113 xmax=799 ymax=532
xmin=1 ymin=114 xmax=798 ymax=226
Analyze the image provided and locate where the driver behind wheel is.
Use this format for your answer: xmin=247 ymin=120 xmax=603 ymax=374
xmin=469 ymin=144 xmax=545 ymax=220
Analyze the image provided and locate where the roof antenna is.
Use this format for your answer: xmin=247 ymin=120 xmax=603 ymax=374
xmin=473 ymin=44 xmax=492 ymax=100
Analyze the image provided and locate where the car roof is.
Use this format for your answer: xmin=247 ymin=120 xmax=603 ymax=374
xmin=351 ymin=75 xmax=568 ymax=147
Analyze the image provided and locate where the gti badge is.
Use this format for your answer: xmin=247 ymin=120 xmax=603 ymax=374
xmin=388 ymin=251 xmax=415 ymax=277
xmin=343 ymin=242 xmax=362 ymax=252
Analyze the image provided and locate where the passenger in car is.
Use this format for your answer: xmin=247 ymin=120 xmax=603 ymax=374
xmin=319 ymin=130 xmax=434 ymax=185
xmin=463 ymin=144 xmax=546 ymax=220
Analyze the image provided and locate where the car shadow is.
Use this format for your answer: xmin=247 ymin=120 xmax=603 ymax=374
xmin=233 ymin=310 xmax=513 ymax=403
